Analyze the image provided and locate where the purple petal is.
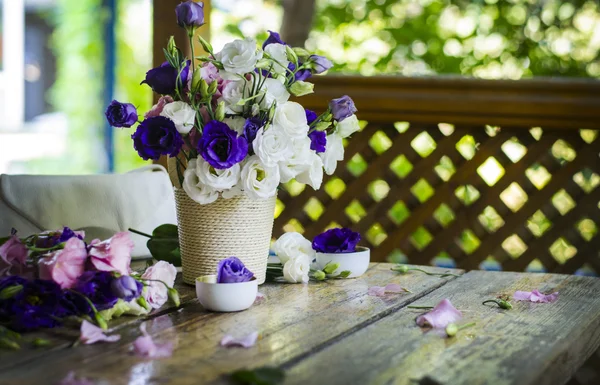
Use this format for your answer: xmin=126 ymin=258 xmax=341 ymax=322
xmin=368 ymin=286 xmax=386 ymax=297
xmin=514 ymin=289 xmax=559 ymax=303
xmin=79 ymin=320 xmax=120 ymax=345
xmin=416 ymin=299 xmax=462 ymax=329
xmin=220 ymin=331 xmax=259 ymax=348
xmin=133 ymin=323 xmax=174 ymax=358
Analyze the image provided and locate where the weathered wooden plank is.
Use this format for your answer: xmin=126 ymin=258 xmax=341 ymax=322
xmin=0 ymin=264 xmax=462 ymax=385
xmin=283 ymin=270 xmax=600 ymax=385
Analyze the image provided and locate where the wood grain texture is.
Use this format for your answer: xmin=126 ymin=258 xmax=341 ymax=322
xmin=0 ymin=264 xmax=462 ymax=385
xmin=283 ymin=270 xmax=600 ymax=385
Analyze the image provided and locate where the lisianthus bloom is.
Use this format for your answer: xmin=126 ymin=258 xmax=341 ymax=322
xmin=74 ymin=271 xmax=119 ymax=311
xmin=294 ymin=68 xmax=312 ymax=82
xmin=305 ymin=109 xmax=318 ymax=125
xmin=145 ymin=96 xmax=174 ymax=118
xmin=262 ymin=30 xmax=286 ymax=48
xmin=111 ymin=275 xmax=143 ymax=302
xmin=141 ymin=61 xmax=190 ymax=95
xmin=309 ymin=55 xmax=333 ymax=74
xmin=0 ymin=232 xmax=28 ymax=276
xmin=312 ymin=228 xmax=361 ymax=253
xmin=416 ymin=299 xmax=462 ymax=329
xmin=105 ymin=100 xmax=138 ymax=128
xmin=272 ymin=232 xmax=314 ymax=265
xmin=217 ymin=257 xmax=254 ymax=283
xmin=132 ymin=116 xmax=184 ymax=160
xmin=38 ymin=237 xmax=88 ymax=289
xmin=89 ymin=232 xmax=134 ymax=276
xmin=308 ymin=130 xmax=326 ymax=153
xmin=282 ymin=254 xmax=310 ymax=284
xmin=198 ymin=120 xmax=248 ymax=169
xmin=329 ymin=95 xmax=357 ymax=122
xmin=35 ymin=227 xmax=84 ymax=249
xmin=141 ymin=261 xmax=177 ymax=309
xmin=175 ymin=0 xmax=204 ymax=29
xmin=243 ymin=117 xmax=264 ymax=154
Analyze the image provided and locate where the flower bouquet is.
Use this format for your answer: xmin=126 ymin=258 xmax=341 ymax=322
xmin=105 ymin=1 xmax=359 ymax=285
xmin=0 ymin=228 xmax=179 ymax=348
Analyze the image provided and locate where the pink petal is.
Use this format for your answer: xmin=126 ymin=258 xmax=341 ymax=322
xmin=368 ymin=286 xmax=386 ymax=297
xmin=514 ymin=289 xmax=559 ymax=303
xmin=79 ymin=320 xmax=120 ymax=345
xmin=220 ymin=331 xmax=259 ymax=348
xmin=57 ymin=372 xmax=94 ymax=385
xmin=133 ymin=323 xmax=174 ymax=358
xmin=513 ymin=291 xmax=531 ymax=301
xmin=89 ymin=232 xmax=133 ymax=275
xmin=384 ymin=283 xmax=406 ymax=293
xmin=416 ymin=299 xmax=463 ymax=329
xmin=254 ymin=292 xmax=266 ymax=304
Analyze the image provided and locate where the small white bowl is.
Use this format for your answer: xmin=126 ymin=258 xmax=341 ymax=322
xmin=315 ymin=246 xmax=370 ymax=278
xmin=195 ymin=275 xmax=258 ymax=312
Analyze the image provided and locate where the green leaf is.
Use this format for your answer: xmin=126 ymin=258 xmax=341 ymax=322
xmin=147 ymin=239 xmax=181 ymax=267
xmin=151 ymin=224 xmax=179 ymax=239
xmin=231 ymin=367 xmax=285 ymax=385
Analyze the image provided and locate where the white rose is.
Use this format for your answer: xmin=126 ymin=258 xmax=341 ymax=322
xmin=282 ymin=254 xmax=311 ymax=284
xmin=240 ymin=155 xmax=280 ymax=199
xmin=196 ymin=157 xmax=240 ymax=191
xmin=273 ymin=102 xmax=309 ymax=138
xmin=253 ymin=126 xmax=293 ymax=167
xmin=216 ymin=38 xmax=262 ymax=79
xmin=223 ymin=116 xmax=246 ymax=135
xmin=295 ymin=152 xmax=324 ymax=190
xmin=182 ymin=159 xmax=219 ymax=205
xmin=264 ymin=43 xmax=290 ymax=75
xmin=320 ymin=133 xmax=344 ymax=175
xmin=262 ymin=78 xmax=290 ymax=108
xmin=279 ymin=136 xmax=312 ymax=183
xmin=272 ymin=232 xmax=315 ymax=265
xmin=219 ymin=80 xmax=247 ymax=114
xmin=335 ymin=114 xmax=360 ymax=138
xmin=160 ymin=101 xmax=196 ymax=135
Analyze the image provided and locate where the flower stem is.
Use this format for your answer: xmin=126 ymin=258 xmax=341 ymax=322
xmin=458 ymin=322 xmax=476 ymax=331
xmin=128 ymin=228 xmax=153 ymax=239
xmin=407 ymin=305 xmax=434 ymax=309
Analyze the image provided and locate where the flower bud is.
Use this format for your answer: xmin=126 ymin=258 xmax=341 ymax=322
xmin=215 ymin=101 xmax=225 ymax=121
xmin=391 ymin=265 xmax=409 ymax=274
xmin=313 ymin=270 xmax=326 ymax=281
xmin=198 ymin=35 xmax=213 ymax=54
xmin=290 ymin=81 xmax=314 ymax=97
xmin=200 ymin=79 xmax=210 ymax=99
xmin=323 ymin=262 xmax=340 ymax=275
xmin=0 ymin=284 xmax=23 ymax=300
xmin=338 ymin=270 xmax=352 ymax=278
xmin=167 ymin=36 xmax=178 ymax=57
xmin=498 ymin=299 xmax=512 ymax=310
xmin=268 ymin=103 xmax=277 ymax=121
xmin=191 ymin=68 xmax=202 ymax=93
xmin=0 ymin=337 xmax=20 ymax=350
xmin=32 ymin=338 xmax=52 ymax=348
xmin=321 ymin=110 xmax=333 ymax=122
xmin=168 ymin=288 xmax=181 ymax=307
xmin=285 ymin=45 xmax=298 ymax=64
xmin=256 ymin=58 xmax=272 ymax=69
xmin=251 ymin=103 xmax=260 ymax=116
xmin=292 ymin=47 xmax=311 ymax=58
xmin=314 ymin=121 xmax=331 ymax=131
xmin=208 ymin=79 xmax=218 ymax=95
xmin=445 ymin=323 xmax=458 ymax=337
xmin=137 ymin=295 xmax=151 ymax=311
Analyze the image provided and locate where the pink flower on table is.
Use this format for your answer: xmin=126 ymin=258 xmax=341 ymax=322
xmin=89 ymin=232 xmax=134 ymax=276
xmin=133 ymin=323 xmax=174 ymax=358
xmin=79 ymin=320 xmax=121 ymax=345
xmin=0 ymin=233 xmax=28 ymax=276
xmin=220 ymin=331 xmax=259 ymax=348
xmin=416 ymin=299 xmax=463 ymax=329
xmin=514 ymin=290 xmax=559 ymax=303
xmin=144 ymin=95 xmax=174 ymax=118
xmin=38 ymin=237 xmax=88 ymax=289
xmin=141 ymin=261 xmax=177 ymax=309
xmin=368 ymin=283 xmax=409 ymax=297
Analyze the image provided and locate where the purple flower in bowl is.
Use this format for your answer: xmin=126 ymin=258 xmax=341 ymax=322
xmin=216 ymin=257 xmax=254 ymax=283
xmin=198 ymin=120 xmax=248 ymax=169
xmin=312 ymin=228 xmax=361 ymax=253
xmin=105 ymin=100 xmax=138 ymax=128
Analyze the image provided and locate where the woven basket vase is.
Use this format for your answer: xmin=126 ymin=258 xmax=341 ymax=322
xmin=174 ymin=188 xmax=276 ymax=285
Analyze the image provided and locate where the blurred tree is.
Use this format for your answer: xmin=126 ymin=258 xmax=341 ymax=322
xmin=280 ymin=0 xmax=316 ymax=46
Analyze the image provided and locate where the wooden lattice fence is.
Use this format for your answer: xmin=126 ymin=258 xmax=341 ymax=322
xmin=274 ymin=76 xmax=600 ymax=274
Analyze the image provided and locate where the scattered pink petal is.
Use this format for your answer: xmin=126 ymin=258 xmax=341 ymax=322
xmin=79 ymin=320 xmax=120 ymax=345
xmin=384 ymin=283 xmax=407 ymax=293
xmin=416 ymin=299 xmax=463 ymax=329
xmin=220 ymin=331 xmax=259 ymax=348
xmin=133 ymin=323 xmax=174 ymax=359
xmin=514 ymin=289 xmax=559 ymax=303
xmin=254 ymin=292 xmax=266 ymax=304
xmin=368 ymin=284 xmax=409 ymax=297
xmin=368 ymin=286 xmax=386 ymax=297
xmin=57 ymin=372 xmax=94 ymax=385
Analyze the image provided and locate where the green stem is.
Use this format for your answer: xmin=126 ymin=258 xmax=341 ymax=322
xmin=457 ymin=322 xmax=476 ymax=331
xmin=128 ymin=228 xmax=153 ymax=239
xmin=188 ymin=30 xmax=196 ymax=72
xmin=407 ymin=305 xmax=434 ymax=309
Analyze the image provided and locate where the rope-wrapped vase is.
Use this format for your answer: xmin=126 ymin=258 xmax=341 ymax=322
xmin=174 ymin=188 xmax=276 ymax=285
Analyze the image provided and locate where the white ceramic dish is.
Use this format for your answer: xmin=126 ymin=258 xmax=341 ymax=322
xmin=315 ymin=246 xmax=370 ymax=278
xmin=195 ymin=275 xmax=258 ymax=312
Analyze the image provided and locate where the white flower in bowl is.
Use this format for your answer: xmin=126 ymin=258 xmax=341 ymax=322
xmin=272 ymin=232 xmax=314 ymax=264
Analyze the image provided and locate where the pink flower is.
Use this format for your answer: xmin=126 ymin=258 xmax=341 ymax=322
xmin=201 ymin=62 xmax=220 ymax=84
xmin=514 ymin=290 xmax=559 ymax=303
xmin=220 ymin=331 xmax=259 ymax=348
xmin=144 ymin=95 xmax=174 ymax=118
xmin=133 ymin=323 xmax=173 ymax=358
xmin=89 ymin=232 xmax=134 ymax=276
xmin=141 ymin=261 xmax=177 ymax=309
xmin=79 ymin=320 xmax=121 ymax=344
xmin=38 ymin=237 xmax=88 ymax=289
xmin=0 ymin=234 xmax=28 ymax=276
xmin=416 ymin=299 xmax=463 ymax=329
xmin=368 ymin=283 xmax=409 ymax=297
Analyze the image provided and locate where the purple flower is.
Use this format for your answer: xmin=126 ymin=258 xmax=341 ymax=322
xmin=141 ymin=61 xmax=190 ymax=95
xmin=305 ymin=109 xmax=318 ymax=125
xmin=309 ymin=55 xmax=333 ymax=74
xmin=73 ymin=271 xmax=118 ymax=311
xmin=105 ymin=100 xmax=138 ymax=128
xmin=216 ymin=257 xmax=254 ymax=283
xmin=243 ymin=117 xmax=264 ymax=154
xmin=110 ymin=275 xmax=143 ymax=302
xmin=308 ymin=130 xmax=326 ymax=153
xmin=198 ymin=120 xmax=248 ymax=169
xmin=329 ymin=95 xmax=357 ymax=122
xmin=35 ymin=227 xmax=84 ymax=249
xmin=175 ymin=1 xmax=205 ymax=28
xmin=132 ymin=116 xmax=184 ymax=160
xmin=295 ymin=69 xmax=312 ymax=82
xmin=262 ymin=30 xmax=286 ymax=49
xmin=312 ymin=228 xmax=361 ymax=253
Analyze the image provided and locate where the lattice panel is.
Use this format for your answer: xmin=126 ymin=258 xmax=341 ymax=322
xmin=274 ymin=122 xmax=600 ymax=274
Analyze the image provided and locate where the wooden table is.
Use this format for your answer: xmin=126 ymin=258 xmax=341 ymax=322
xmin=1 ymin=263 xmax=599 ymax=385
